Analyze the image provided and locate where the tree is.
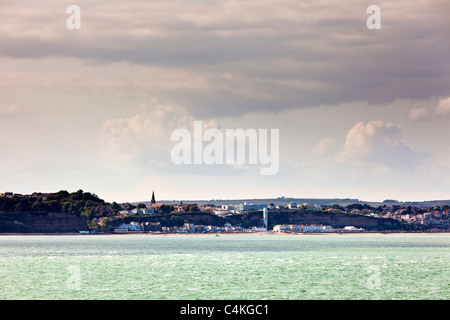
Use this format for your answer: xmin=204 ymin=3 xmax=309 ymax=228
xmin=347 ymin=203 xmax=363 ymax=211
xmin=159 ymin=205 xmax=174 ymax=214
xmin=99 ymin=217 xmax=113 ymax=232
xmin=169 ymin=215 xmax=184 ymax=227
xmin=62 ymin=202 xmax=72 ymax=212
xmin=45 ymin=200 xmax=62 ymax=212
xmin=88 ymin=218 xmax=99 ymax=230
xmin=184 ymin=204 xmax=199 ymax=213
xmin=48 ymin=190 xmax=70 ymax=201
xmin=14 ymin=201 xmax=31 ymax=212
xmin=71 ymin=189 xmax=84 ymax=201
xmin=124 ymin=203 xmax=136 ymax=210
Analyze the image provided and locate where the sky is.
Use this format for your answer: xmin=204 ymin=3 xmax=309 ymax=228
xmin=1 ymin=0 xmax=450 ymax=203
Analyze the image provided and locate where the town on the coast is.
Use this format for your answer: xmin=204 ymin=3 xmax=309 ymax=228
xmin=0 ymin=190 xmax=449 ymax=234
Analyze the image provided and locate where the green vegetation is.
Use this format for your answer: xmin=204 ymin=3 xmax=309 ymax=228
xmin=0 ymin=190 xmax=120 ymax=232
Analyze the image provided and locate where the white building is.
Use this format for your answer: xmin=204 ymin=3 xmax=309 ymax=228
xmin=213 ymin=208 xmax=230 ymax=216
xmin=287 ymin=202 xmax=298 ymax=209
xmin=114 ymin=222 xmax=142 ymax=232
xmin=183 ymin=223 xmax=195 ymax=232
xmin=273 ymin=225 xmax=291 ymax=233
xmin=273 ymin=224 xmax=303 ymax=233
xmin=344 ymin=226 xmax=364 ymax=232
xmin=121 ymin=207 xmax=156 ymax=215
xmin=304 ymin=203 xmax=319 ymax=210
xmin=252 ymin=227 xmax=267 ymax=232
xmin=235 ymin=203 xmax=268 ymax=213
xmin=127 ymin=222 xmax=142 ymax=231
xmin=274 ymin=224 xmax=333 ymax=233
xmin=114 ymin=223 xmax=128 ymax=232
xmin=302 ymin=225 xmax=325 ymax=233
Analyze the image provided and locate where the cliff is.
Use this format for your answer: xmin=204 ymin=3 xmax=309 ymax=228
xmin=0 ymin=212 xmax=89 ymax=233
xmin=223 ymin=210 xmax=410 ymax=231
xmin=267 ymin=211 xmax=407 ymax=230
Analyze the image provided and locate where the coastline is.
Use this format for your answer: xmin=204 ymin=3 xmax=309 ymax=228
xmin=1 ymin=231 xmax=449 ymax=236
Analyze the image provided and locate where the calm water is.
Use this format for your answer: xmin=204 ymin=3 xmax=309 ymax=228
xmin=0 ymin=233 xmax=448 ymax=300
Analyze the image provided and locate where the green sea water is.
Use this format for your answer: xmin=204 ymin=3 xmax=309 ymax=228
xmin=0 ymin=233 xmax=448 ymax=300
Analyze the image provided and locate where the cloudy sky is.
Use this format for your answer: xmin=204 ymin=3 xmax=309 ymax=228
xmin=1 ymin=0 xmax=450 ymax=203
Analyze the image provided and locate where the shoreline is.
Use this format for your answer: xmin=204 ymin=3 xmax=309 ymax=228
xmin=1 ymin=231 xmax=449 ymax=236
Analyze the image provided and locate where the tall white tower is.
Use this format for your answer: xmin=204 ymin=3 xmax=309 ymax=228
xmin=263 ymin=207 xmax=268 ymax=229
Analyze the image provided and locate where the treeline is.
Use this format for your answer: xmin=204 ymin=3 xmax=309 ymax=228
xmin=0 ymin=190 xmax=217 ymax=232
xmin=0 ymin=190 xmax=121 ymax=229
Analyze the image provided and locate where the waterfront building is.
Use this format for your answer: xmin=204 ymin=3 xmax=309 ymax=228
xmin=302 ymin=225 xmax=326 ymax=232
xmin=273 ymin=224 xmax=333 ymax=233
xmin=141 ymin=222 xmax=162 ymax=232
xmin=343 ymin=226 xmax=364 ymax=232
xmin=114 ymin=222 xmax=142 ymax=232
xmin=273 ymin=225 xmax=294 ymax=233
xmin=183 ymin=223 xmax=195 ymax=232
xmin=114 ymin=223 xmax=128 ymax=232
xmin=127 ymin=222 xmax=142 ymax=231
xmin=287 ymin=202 xmax=298 ymax=209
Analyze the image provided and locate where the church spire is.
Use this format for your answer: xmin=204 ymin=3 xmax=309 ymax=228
xmin=151 ymin=191 xmax=156 ymax=204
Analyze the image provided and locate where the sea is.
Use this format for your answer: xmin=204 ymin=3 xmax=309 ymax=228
xmin=0 ymin=233 xmax=448 ymax=300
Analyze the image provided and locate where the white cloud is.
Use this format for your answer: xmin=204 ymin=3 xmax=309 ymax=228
xmin=435 ymin=97 xmax=450 ymax=118
xmin=311 ymin=137 xmax=337 ymax=156
xmin=0 ymin=104 xmax=18 ymax=116
xmin=338 ymin=120 xmax=428 ymax=172
xmin=98 ymin=99 xmax=194 ymax=170
xmin=408 ymin=107 xmax=430 ymax=121
xmin=98 ymin=98 xmax=221 ymax=171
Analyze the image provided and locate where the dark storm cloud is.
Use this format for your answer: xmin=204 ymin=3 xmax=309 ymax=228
xmin=2 ymin=0 xmax=450 ymax=116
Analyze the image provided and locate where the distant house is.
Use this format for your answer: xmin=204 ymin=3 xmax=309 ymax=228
xmin=326 ymin=208 xmax=345 ymax=214
xmin=302 ymin=225 xmax=327 ymax=232
xmin=273 ymin=224 xmax=332 ymax=233
xmin=131 ymin=208 xmax=155 ymax=215
xmin=344 ymin=226 xmax=364 ymax=232
xmin=175 ymin=203 xmax=190 ymax=212
xmin=213 ymin=208 xmax=229 ymax=216
xmin=127 ymin=222 xmax=142 ymax=231
xmin=114 ymin=222 xmax=142 ymax=232
xmin=287 ymin=202 xmax=298 ymax=209
xmin=141 ymin=222 xmax=162 ymax=232
xmin=150 ymin=203 xmax=165 ymax=210
xmin=120 ymin=207 xmax=155 ymax=215
xmin=235 ymin=203 xmax=268 ymax=213
xmin=304 ymin=203 xmax=319 ymax=210
xmin=114 ymin=223 xmax=129 ymax=232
